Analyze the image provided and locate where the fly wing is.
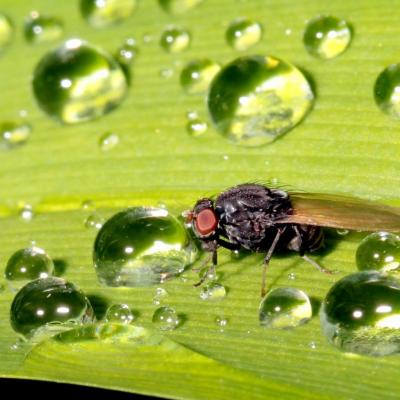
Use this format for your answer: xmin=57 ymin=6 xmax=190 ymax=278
xmin=276 ymin=192 xmax=400 ymax=232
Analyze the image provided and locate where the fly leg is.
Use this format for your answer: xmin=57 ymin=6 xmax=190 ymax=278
xmin=302 ymin=254 xmax=334 ymax=275
xmin=261 ymin=228 xmax=284 ymax=298
xmin=194 ymin=250 xmax=217 ymax=287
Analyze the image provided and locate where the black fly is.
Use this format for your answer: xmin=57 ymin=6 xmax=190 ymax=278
xmin=185 ymin=183 xmax=400 ymax=297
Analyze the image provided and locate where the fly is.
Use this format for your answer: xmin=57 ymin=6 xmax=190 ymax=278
xmin=185 ymin=183 xmax=400 ymax=297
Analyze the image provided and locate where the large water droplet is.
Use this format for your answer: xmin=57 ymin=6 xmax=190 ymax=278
xmin=158 ymin=0 xmax=203 ymax=14
xmin=0 ymin=121 xmax=31 ymax=149
xmin=0 ymin=13 xmax=13 ymax=53
xmin=208 ymin=55 xmax=314 ymax=146
xmin=5 ymin=247 xmax=54 ymax=289
xmin=303 ymin=15 xmax=352 ymax=60
xmin=10 ymin=277 xmax=95 ymax=339
xmin=374 ymin=64 xmax=400 ymax=119
xmin=80 ymin=0 xmax=137 ymax=28
xmin=199 ymin=282 xmax=226 ymax=301
xmin=32 ymin=39 xmax=128 ymax=124
xmin=180 ymin=59 xmax=220 ymax=94
xmin=259 ymin=287 xmax=312 ymax=328
xmin=93 ymin=207 xmax=197 ymax=287
xmin=226 ymin=18 xmax=263 ymax=51
xmin=321 ymin=271 xmax=400 ymax=356
xmin=356 ymin=232 xmax=400 ymax=272
xmin=152 ymin=306 xmax=179 ymax=330
xmin=160 ymin=26 xmax=191 ymax=54
xmin=105 ymin=303 xmax=134 ymax=324
xmin=24 ymin=12 xmax=63 ymax=44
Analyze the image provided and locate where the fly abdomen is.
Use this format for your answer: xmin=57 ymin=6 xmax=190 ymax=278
xmin=286 ymin=224 xmax=324 ymax=254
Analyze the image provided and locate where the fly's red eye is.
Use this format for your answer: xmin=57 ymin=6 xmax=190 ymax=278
xmin=195 ymin=209 xmax=218 ymax=236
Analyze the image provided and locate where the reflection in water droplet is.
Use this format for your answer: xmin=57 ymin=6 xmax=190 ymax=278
xmin=303 ymin=15 xmax=352 ymax=60
xmin=208 ymin=55 xmax=314 ymax=146
xmin=152 ymin=306 xmax=179 ymax=330
xmin=374 ymin=64 xmax=400 ymax=120
xmin=93 ymin=207 xmax=197 ymax=287
xmin=10 ymin=277 xmax=95 ymax=339
xmin=160 ymin=26 xmax=191 ymax=54
xmin=180 ymin=59 xmax=220 ymax=94
xmin=321 ymin=271 xmax=400 ymax=356
xmin=0 ymin=13 xmax=13 ymax=53
xmin=199 ymin=282 xmax=226 ymax=301
xmin=84 ymin=213 xmax=104 ymax=230
xmin=186 ymin=118 xmax=208 ymax=137
xmin=105 ymin=303 xmax=134 ymax=324
xmin=19 ymin=205 xmax=34 ymax=221
xmin=259 ymin=287 xmax=312 ymax=328
xmin=5 ymin=247 xmax=54 ymax=289
xmin=32 ymin=39 xmax=128 ymax=124
xmin=24 ymin=12 xmax=63 ymax=44
xmin=226 ymin=18 xmax=263 ymax=51
xmin=80 ymin=0 xmax=137 ymax=28
xmin=356 ymin=232 xmax=400 ymax=272
xmin=0 ymin=121 xmax=31 ymax=149
xmin=115 ymin=37 xmax=138 ymax=66
xmin=158 ymin=0 xmax=203 ymax=14
xmin=99 ymin=132 xmax=119 ymax=151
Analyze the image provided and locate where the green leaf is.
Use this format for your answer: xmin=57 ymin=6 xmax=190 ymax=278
xmin=0 ymin=0 xmax=400 ymax=399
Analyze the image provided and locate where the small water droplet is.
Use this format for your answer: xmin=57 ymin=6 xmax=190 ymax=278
xmin=32 ymin=39 xmax=128 ymax=124
xmin=285 ymin=28 xmax=292 ymax=36
xmin=180 ymin=59 xmax=221 ymax=94
xmin=0 ymin=13 xmax=13 ymax=53
xmin=158 ymin=0 xmax=203 ymax=14
xmin=5 ymin=247 xmax=54 ymax=290
xmin=374 ymin=64 xmax=400 ymax=119
xmin=356 ymin=232 xmax=400 ymax=272
xmin=199 ymin=282 xmax=226 ymax=301
xmin=115 ymin=37 xmax=138 ymax=66
xmin=10 ymin=341 xmax=21 ymax=351
xmin=259 ymin=287 xmax=312 ymax=328
xmin=288 ymin=272 xmax=296 ymax=280
xmin=105 ymin=303 xmax=134 ymax=324
xmin=99 ymin=132 xmax=119 ymax=151
xmin=152 ymin=306 xmax=179 ymax=330
xmin=215 ymin=316 xmax=228 ymax=331
xmin=337 ymin=229 xmax=349 ymax=236
xmin=24 ymin=12 xmax=63 ymax=44
xmin=321 ymin=271 xmax=400 ymax=356
xmin=160 ymin=26 xmax=191 ymax=53
xmin=160 ymin=67 xmax=174 ymax=79
xmin=208 ymin=55 xmax=314 ymax=146
xmin=186 ymin=118 xmax=208 ymax=137
xmin=19 ymin=204 xmax=34 ymax=221
xmin=84 ymin=213 xmax=104 ymax=230
xmin=93 ymin=207 xmax=197 ymax=287
xmin=142 ymin=33 xmax=153 ymax=44
xmin=186 ymin=111 xmax=198 ymax=120
xmin=303 ymin=15 xmax=352 ymax=59
xmin=309 ymin=341 xmax=317 ymax=349
xmin=226 ymin=18 xmax=263 ymax=51
xmin=10 ymin=277 xmax=95 ymax=339
xmin=81 ymin=199 xmax=95 ymax=210
xmin=0 ymin=121 xmax=31 ymax=149
xmin=80 ymin=0 xmax=137 ymax=28
xmin=153 ymin=287 xmax=168 ymax=305
xmin=222 ymin=155 xmax=229 ymax=161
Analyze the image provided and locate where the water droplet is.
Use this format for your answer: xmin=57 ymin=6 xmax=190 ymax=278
xmin=186 ymin=111 xmax=198 ymax=120
xmin=158 ymin=0 xmax=203 ymax=14
xmin=259 ymin=287 xmax=312 ymax=328
xmin=199 ymin=282 xmax=226 ymax=301
xmin=153 ymin=287 xmax=168 ymax=305
xmin=32 ymin=39 xmax=128 ymax=124
xmin=99 ymin=131 xmax=119 ymax=151
xmin=356 ymin=232 xmax=400 ymax=272
xmin=226 ymin=18 xmax=263 ymax=51
xmin=180 ymin=59 xmax=220 ymax=94
xmin=5 ymin=247 xmax=54 ymax=290
xmin=105 ymin=303 xmax=134 ymax=324
xmin=0 ymin=13 xmax=13 ymax=53
xmin=309 ymin=341 xmax=317 ymax=349
xmin=215 ymin=316 xmax=228 ymax=331
xmin=115 ymin=37 xmax=138 ymax=66
xmin=152 ymin=306 xmax=179 ymax=330
xmin=84 ymin=213 xmax=104 ymax=230
xmin=142 ymin=33 xmax=153 ymax=44
xmin=10 ymin=277 xmax=95 ymax=339
xmin=0 ymin=121 xmax=31 ymax=149
xmin=373 ymin=64 xmax=400 ymax=119
xmin=208 ymin=55 xmax=314 ymax=146
xmin=81 ymin=199 xmax=95 ymax=210
xmin=93 ymin=207 xmax=197 ymax=287
xmin=285 ymin=28 xmax=292 ymax=36
xmin=160 ymin=67 xmax=174 ymax=79
xmin=160 ymin=26 xmax=191 ymax=54
xmin=80 ymin=0 xmax=137 ymax=28
xmin=24 ymin=12 xmax=63 ymax=44
xmin=222 ymin=155 xmax=229 ymax=161
xmin=303 ymin=15 xmax=352 ymax=60
xmin=288 ymin=272 xmax=296 ymax=280
xmin=336 ymin=229 xmax=349 ymax=236
xmin=186 ymin=118 xmax=208 ymax=137
xmin=19 ymin=204 xmax=34 ymax=221
xmin=321 ymin=271 xmax=400 ymax=356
